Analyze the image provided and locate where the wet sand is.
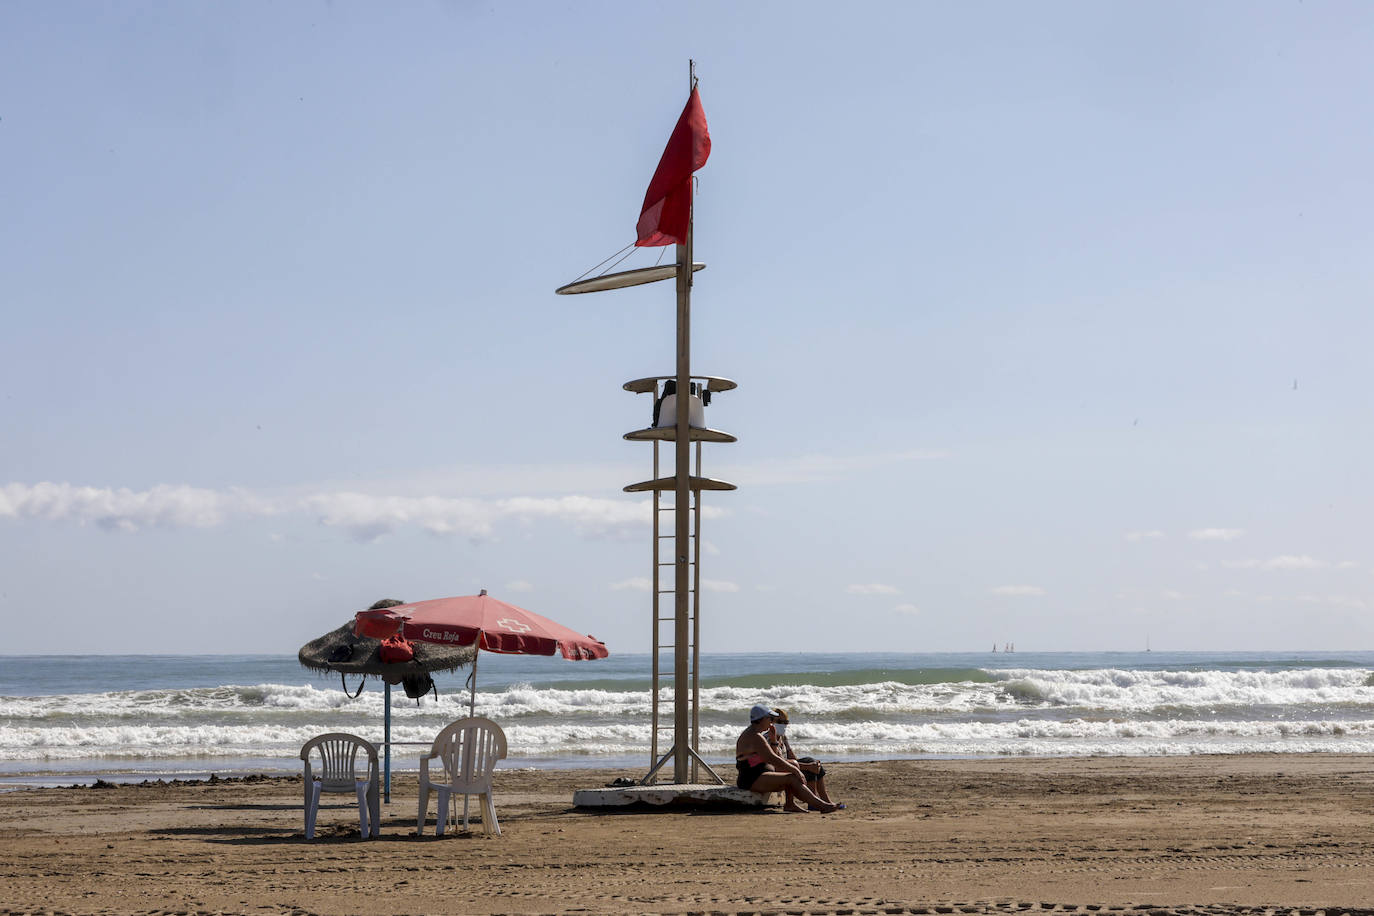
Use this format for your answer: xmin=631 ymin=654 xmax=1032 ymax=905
xmin=1 ymin=754 xmax=1372 ymax=915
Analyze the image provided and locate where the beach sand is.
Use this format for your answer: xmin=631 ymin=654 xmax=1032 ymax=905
xmin=1 ymin=754 xmax=1371 ymax=915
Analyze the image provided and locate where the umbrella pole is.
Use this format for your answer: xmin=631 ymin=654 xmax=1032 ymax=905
xmin=463 ymin=650 xmax=479 ymax=830
xmin=469 ymin=650 xmax=478 ymax=717
xmin=384 ymin=681 xmax=392 ymax=803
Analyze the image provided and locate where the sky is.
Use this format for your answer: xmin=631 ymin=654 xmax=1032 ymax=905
xmin=2 ymin=2 xmax=1372 ymax=655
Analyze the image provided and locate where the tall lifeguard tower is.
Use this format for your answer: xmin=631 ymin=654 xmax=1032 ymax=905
xmin=557 ymin=65 xmax=733 ymax=787
xmin=620 ymin=374 xmax=736 ymax=784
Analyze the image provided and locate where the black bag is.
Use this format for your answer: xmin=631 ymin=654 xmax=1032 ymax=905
xmin=402 ymin=673 xmax=436 ymax=700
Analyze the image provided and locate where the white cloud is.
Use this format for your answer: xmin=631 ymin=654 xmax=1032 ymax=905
xmin=609 ymin=577 xmax=652 ymax=592
xmin=1188 ymin=528 xmax=1246 ymax=541
xmin=1125 ymin=530 xmax=1165 ymax=542
xmin=1223 ymin=555 xmax=1331 ymax=571
xmin=893 ymin=603 xmax=920 ymax=616
xmin=847 ymin=583 xmax=900 ymax=596
xmin=1 ymin=480 xmax=723 ymax=544
xmin=720 ymin=450 xmax=950 ymax=487
xmin=1161 ymin=590 xmax=1183 ymax=600
xmin=505 ymin=580 xmax=535 ymax=593
xmin=0 ymin=481 xmax=269 ymax=532
xmin=1264 ymin=555 xmax=1327 ymax=570
xmin=702 ymin=579 xmax=740 ymax=593
xmin=306 ymin=492 xmax=667 ymax=542
xmin=990 ymin=585 xmax=1046 ymax=597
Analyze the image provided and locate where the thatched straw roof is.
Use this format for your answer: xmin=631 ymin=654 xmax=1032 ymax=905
xmin=298 ymin=621 xmax=476 ymax=677
xmin=298 ymin=602 xmax=475 ymax=678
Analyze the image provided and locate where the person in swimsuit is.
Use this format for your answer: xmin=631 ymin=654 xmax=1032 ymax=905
xmin=769 ymin=707 xmax=834 ymax=811
xmin=735 ymin=704 xmax=841 ymax=812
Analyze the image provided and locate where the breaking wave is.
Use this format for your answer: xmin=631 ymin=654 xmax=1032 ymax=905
xmin=3 ymin=662 xmax=1373 ymax=767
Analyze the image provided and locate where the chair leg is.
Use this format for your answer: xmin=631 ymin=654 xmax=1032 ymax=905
xmin=461 ymin=792 xmax=471 ymax=832
xmin=435 ymin=788 xmax=451 ymax=836
xmin=305 ymin=780 xmax=322 ymax=840
xmin=482 ymin=792 xmax=500 ymax=837
xmin=354 ymin=780 xmax=370 ymax=838
xmin=417 ymin=783 xmax=429 ymax=835
xmin=368 ymin=781 xmax=381 ymax=838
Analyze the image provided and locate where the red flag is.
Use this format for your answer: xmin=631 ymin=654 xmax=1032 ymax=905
xmin=635 ymin=87 xmax=711 ymax=247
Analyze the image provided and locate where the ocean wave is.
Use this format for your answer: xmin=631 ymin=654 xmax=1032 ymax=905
xmin=3 ymin=667 xmax=1373 ymax=721
xmin=5 ymin=717 xmax=1374 ymax=762
xmin=985 ymin=667 xmax=1374 ymax=711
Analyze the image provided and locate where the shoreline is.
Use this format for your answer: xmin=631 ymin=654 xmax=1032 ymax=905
xmin=3 ymin=745 xmax=1370 ymax=789
xmin=3 ymin=745 xmax=1368 ymax=790
xmin=3 ymin=753 xmax=1372 ymax=913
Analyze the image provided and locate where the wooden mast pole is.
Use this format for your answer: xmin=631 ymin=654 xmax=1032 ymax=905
xmin=670 ymin=60 xmax=696 ymax=784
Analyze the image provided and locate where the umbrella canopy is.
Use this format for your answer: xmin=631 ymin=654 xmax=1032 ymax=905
xmin=353 ymin=592 xmax=608 ymax=660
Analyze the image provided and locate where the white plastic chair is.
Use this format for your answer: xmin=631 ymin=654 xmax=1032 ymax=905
xmin=300 ymin=732 xmax=380 ymax=839
xmin=417 ymin=717 xmax=507 ymax=836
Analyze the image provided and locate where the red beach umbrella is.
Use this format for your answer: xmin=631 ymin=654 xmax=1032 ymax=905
xmin=353 ymin=590 xmax=608 ymax=714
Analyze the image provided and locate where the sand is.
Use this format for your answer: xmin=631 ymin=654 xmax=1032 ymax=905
xmin=1 ymin=754 xmax=1372 ymax=915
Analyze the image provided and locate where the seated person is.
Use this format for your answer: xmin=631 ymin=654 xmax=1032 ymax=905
xmin=769 ymin=707 xmax=835 ymax=811
xmin=735 ymin=704 xmax=841 ymax=813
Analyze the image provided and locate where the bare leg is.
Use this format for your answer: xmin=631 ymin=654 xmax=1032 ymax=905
xmin=748 ymin=771 xmax=839 ymax=812
xmin=808 ymin=774 xmax=832 ymax=805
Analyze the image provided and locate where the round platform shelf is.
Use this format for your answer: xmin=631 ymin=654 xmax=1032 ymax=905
xmin=556 ymin=263 xmax=705 ymax=295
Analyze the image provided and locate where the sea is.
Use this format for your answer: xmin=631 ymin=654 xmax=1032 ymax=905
xmin=3 ymin=650 xmax=1374 ymax=790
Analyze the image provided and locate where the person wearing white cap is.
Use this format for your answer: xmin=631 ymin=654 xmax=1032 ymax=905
xmin=768 ymin=707 xmax=834 ymax=812
xmin=735 ymin=704 xmax=842 ymax=813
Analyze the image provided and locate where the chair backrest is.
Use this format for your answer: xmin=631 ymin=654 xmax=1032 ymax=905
xmin=301 ymin=732 xmax=378 ymax=792
xmin=428 ymin=717 xmax=507 ymax=791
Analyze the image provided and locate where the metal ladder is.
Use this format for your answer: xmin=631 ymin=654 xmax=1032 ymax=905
xmin=648 ymin=438 xmax=704 ymax=782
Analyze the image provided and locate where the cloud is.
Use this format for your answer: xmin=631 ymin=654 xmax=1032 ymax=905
xmin=1263 ymin=555 xmax=1327 ymax=570
xmin=1125 ymin=530 xmax=1165 ymax=542
xmin=1294 ymin=593 xmax=1365 ymax=609
xmin=1223 ymin=555 xmax=1331 ymax=571
xmin=2 ymin=480 xmax=729 ymax=544
xmin=893 ymin=603 xmax=920 ymax=616
xmin=1161 ymin=590 xmax=1183 ymax=600
xmin=702 ymin=579 xmax=740 ymax=593
xmin=847 ymin=583 xmax=900 ymax=596
xmin=609 ymin=577 xmax=652 ymax=592
xmin=990 ymin=585 xmax=1046 ymax=597
xmin=721 ymin=450 xmax=950 ymax=487
xmin=0 ymin=481 xmax=269 ymax=532
xmin=1188 ymin=528 xmax=1246 ymax=542
xmin=505 ymin=580 xmax=535 ymax=593
xmin=305 ymin=492 xmax=670 ymax=543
